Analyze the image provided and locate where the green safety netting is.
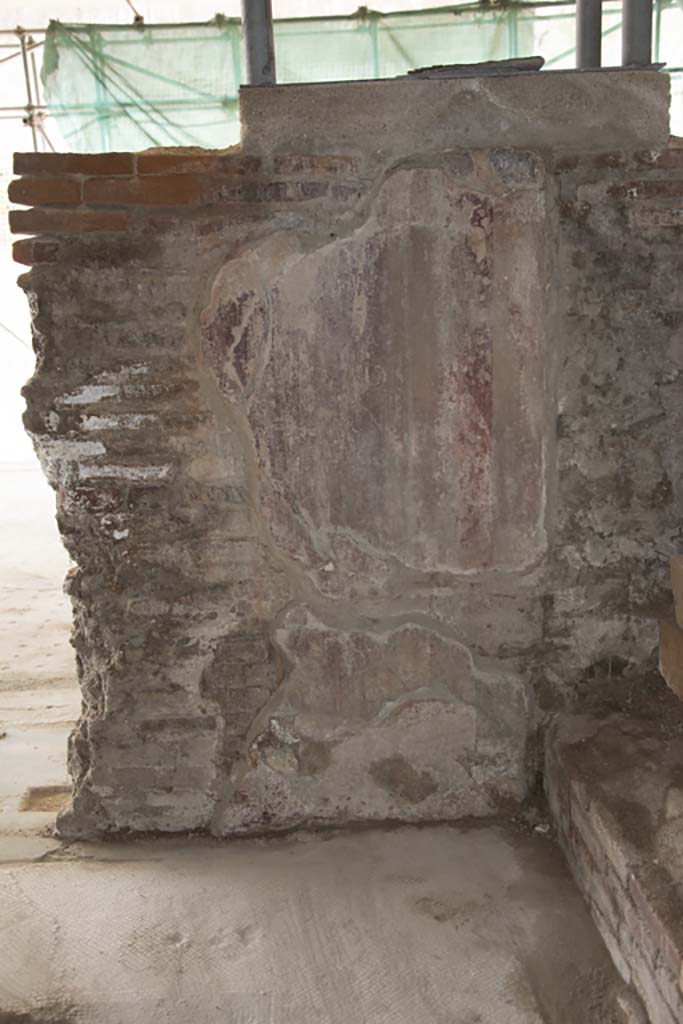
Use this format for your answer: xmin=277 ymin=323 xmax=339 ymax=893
xmin=41 ymin=3 xmax=683 ymax=152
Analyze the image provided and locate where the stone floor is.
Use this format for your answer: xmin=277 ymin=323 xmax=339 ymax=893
xmin=0 ymin=464 xmax=645 ymax=1024
xmin=0 ymin=463 xmax=78 ymax=850
xmin=1 ymin=822 xmax=639 ymax=1024
xmin=0 ymin=464 xmax=74 ymax=693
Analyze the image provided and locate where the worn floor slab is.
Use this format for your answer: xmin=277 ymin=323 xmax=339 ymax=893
xmin=0 ymin=686 xmax=77 ymax=846
xmin=0 ymin=822 xmax=636 ymax=1024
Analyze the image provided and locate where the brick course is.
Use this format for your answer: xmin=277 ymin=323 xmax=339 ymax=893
xmin=546 ymin=708 xmax=683 ymax=1024
xmin=9 ymin=208 xmax=130 ymax=235
xmin=8 ymin=176 xmax=83 ymax=206
xmin=12 ymin=239 xmax=61 ymax=265
xmin=13 ymin=152 xmax=135 ymax=175
xmin=82 ymin=173 xmax=204 ymax=207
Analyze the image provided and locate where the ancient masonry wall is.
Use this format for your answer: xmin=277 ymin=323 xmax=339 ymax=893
xmin=8 ymin=73 xmax=682 ymax=837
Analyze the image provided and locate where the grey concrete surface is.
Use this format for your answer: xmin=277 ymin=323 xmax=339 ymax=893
xmin=0 ymin=822 xmax=635 ymax=1024
xmin=240 ymin=70 xmax=670 ymax=157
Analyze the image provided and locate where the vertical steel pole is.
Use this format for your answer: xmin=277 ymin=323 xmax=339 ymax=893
xmin=241 ymin=0 xmax=276 ymax=86
xmin=17 ymin=28 xmax=38 ymax=150
xmin=576 ymin=0 xmax=602 ymax=68
xmin=622 ymin=0 xmax=653 ymax=66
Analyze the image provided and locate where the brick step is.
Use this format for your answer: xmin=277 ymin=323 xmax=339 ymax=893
xmin=546 ymin=690 xmax=683 ymax=1024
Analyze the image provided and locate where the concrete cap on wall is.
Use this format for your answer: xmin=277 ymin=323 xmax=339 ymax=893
xmin=239 ymin=69 xmax=670 ymax=157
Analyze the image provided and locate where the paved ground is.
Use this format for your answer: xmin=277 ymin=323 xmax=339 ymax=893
xmin=1 ymin=822 xmax=633 ymax=1024
xmin=0 ymin=465 xmax=635 ymax=1024
xmin=0 ymin=463 xmax=75 ymax=692
xmin=0 ymin=464 xmax=77 ymax=846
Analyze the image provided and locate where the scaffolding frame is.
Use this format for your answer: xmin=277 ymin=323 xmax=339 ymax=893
xmin=0 ymin=2 xmax=681 ymax=152
xmin=0 ymin=28 xmax=56 ymax=151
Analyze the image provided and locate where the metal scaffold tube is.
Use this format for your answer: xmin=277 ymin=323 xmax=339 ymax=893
xmin=622 ymin=0 xmax=654 ymax=66
xmin=17 ymin=28 xmax=38 ymax=149
xmin=576 ymin=0 xmax=602 ymax=68
xmin=241 ymin=0 xmax=276 ymax=85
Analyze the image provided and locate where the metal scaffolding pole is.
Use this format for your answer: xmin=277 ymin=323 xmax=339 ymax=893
xmin=576 ymin=0 xmax=602 ymax=68
xmin=622 ymin=0 xmax=654 ymax=65
xmin=17 ymin=28 xmax=38 ymax=150
xmin=241 ymin=0 xmax=276 ymax=85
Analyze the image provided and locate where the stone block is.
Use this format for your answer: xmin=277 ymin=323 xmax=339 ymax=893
xmin=210 ymin=609 xmax=528 ymax=834
xmin=240 ymin=71 xmax=669 ymax=159
xmin=274 ymin=610 xmax=475 ymax=724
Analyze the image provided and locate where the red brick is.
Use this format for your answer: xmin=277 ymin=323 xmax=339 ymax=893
xmin=8 ymin=176 xmax=82 ymax=207
xmin=273 ymin=154 xmax=358 ymax=177
xmin=83 ymin=174 xmax=202 ymax=206
xmin=212 ymin=179 xmax=329 ymax=203
xmin=628 ymin=205 xmax=683 ymax=229
xmin=608 ymin=179 xmax=683 ymax=200
xmin=214 ymin=155 xmax=262 ymax=176
xmin=12 ymin=238 xmax=61 ymax=265
xmin=137 ymin=151 xmax=261 ymax=177
xmin=9 ymin=207 xmax=129 ymax=235
xmin=553 ymin=153 xmax=580 ymax=172
xmin=590 ymin=151 xmax=626 ymax=169
xmin=13 ymin=152 xmax=135 ymax=176
xmin=559 ymin=200 xmax=591 ymax=225
xmin=137 ymin=151 xmax=219 ymax=175
xmin=634 ymin=146 xmax=683 ymax=170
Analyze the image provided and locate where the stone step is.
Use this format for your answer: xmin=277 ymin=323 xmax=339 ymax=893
xmin=545 ymin=686 xmax=683 ymax=1024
